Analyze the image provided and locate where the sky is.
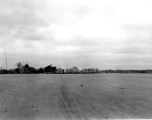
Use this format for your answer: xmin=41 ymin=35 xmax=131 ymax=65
xmin=0 ymin=0 xmax=152 ymax=69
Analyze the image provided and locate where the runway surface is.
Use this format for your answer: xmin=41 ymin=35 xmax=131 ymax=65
xmin=0 ymin=74 xmax=152 ymax=120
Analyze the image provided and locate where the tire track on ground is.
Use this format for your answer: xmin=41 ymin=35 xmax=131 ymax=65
xmin=56 ymin=88 xmax=72 ymax=120
xmin=58 ymin=82 xmax=83 ymax=120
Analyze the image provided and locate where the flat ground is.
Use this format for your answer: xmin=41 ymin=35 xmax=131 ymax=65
xmin=0 ymin=74 xmax=152 ymax=120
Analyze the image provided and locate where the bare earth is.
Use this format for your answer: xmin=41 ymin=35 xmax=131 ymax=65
xmin=0 ymin=74 xmax=152 ymax=120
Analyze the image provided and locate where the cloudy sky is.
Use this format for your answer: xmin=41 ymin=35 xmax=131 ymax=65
xmin=0 ymin=0 xmax=152 ymax=69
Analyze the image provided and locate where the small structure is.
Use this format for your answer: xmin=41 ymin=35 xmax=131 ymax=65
xmin=69 ymin=67 xmax=79 ymax=73
xmin=88 ymin=68 xmax=96 ymax=73
xmin=80 ymin=69 xmax=88 ymax=73
xmin=56 ymin=68 xmax=64 ymax=74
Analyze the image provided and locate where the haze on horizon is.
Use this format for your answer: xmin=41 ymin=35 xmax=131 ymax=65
xmin=0 ymin=0 xmax=152 ymax=70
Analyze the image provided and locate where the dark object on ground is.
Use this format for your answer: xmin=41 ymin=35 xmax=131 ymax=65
xmin=121 ymin=88 xmax=125 ymax=89
xmin=81 ymin=84 xmax=83 ymax=87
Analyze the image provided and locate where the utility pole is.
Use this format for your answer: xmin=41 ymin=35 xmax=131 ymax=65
xmin=4 ymin=50 xmax=7 ymax=70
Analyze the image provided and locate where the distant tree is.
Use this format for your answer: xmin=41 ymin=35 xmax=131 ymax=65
xmin=24 ymin=64 xmax=30 ymax=68
xmin=38 ymin=68 xmax=45 ymax=73
xmin=15 ymin=62 xmax=22 ymax=68
xmin=44 ymin=65 xmax=56 ymax=73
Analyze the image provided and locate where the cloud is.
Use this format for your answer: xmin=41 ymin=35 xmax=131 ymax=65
xmin=0 ymin=0 xmax=54 ymax=57
xmin=0 ymin=0 xmax=44 ymax=13
xmin=1 ymin=0 xmax=152 ymax=69
xmin=0 ymin=11 xmax=52 ymax=50
xmin=117 ymin=25 xmax=152 ymax=55
xmin=70 ymin=5 xmax=91 ymax=19
xmin=0 ymin=0 xmax=50 ymax=42
xmin=38 ymin=0 xmax=92 ymax=26
xmin=0 ymin=11 xmax=48 ymax=32
xmin=14 ymin=27 xmax=55 ymax=41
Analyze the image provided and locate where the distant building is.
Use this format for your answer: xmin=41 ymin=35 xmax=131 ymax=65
xmin=64 ymin=68 xmax=69 ymax=73
xmin=80 ymin=68 xmax=99 ymax=73
xmin=80 ymin=69 xmax=88 ymax=73
xmin=95 ymin=68 xmax=99 ymax=73
xmin=69 ymin=67 xmax=79 ymax=73
xmin=88 ymin=68 xmax=96 ymax=73
xmin=56 ymin=68 xmax=64 ymax=73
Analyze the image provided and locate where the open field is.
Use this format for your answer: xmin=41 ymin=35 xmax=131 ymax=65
xmin=0 ymin=74 xmax=152 ymax=120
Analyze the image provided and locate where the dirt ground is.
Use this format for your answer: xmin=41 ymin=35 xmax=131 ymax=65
xmin=0 ymin=74 xmax=152 ymax=120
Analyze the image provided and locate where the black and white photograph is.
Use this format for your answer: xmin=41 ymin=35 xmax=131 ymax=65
xmin=0 ymin=0 xmax=152 ymax=120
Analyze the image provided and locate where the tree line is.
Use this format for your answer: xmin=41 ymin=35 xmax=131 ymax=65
xmin=0 ymin=62 xmax=152 ymax=74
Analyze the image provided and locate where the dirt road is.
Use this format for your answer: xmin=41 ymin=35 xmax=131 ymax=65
xmin=0 ymin=74 xmax=152 ymax=120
